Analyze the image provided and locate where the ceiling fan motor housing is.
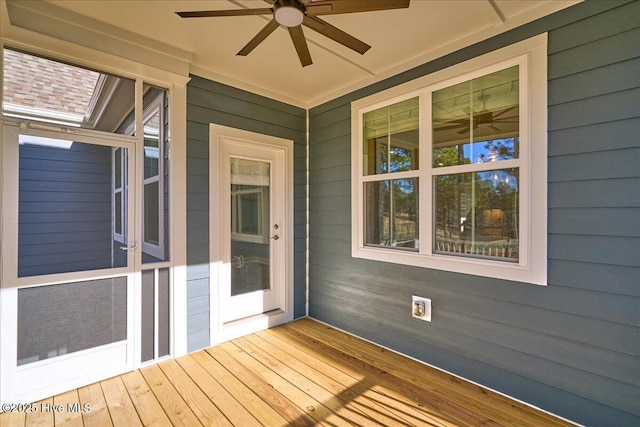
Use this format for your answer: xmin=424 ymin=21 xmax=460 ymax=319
xmin=274 ymin=0 xmax=305 ymax=27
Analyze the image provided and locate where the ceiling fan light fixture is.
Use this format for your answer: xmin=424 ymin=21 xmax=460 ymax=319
xmin=274 ymin=1 xmax=304 ymax=27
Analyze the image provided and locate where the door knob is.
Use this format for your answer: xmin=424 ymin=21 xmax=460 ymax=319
xmin=271 ymin=235 xmax=279 ymax=240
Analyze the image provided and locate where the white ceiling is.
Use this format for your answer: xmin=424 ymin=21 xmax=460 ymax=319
xmin=2 ymin=0 xmax=579 ymax=108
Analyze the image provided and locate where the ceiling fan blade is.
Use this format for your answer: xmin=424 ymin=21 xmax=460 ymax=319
xmin=491 ymin=106 xmax=518 ymax=119
xmin=237 ymin=19 xmax=280 ymax=56
xmin=176 ymin=8 xmax=273 ymax=18
xmin=288 ymin=25 xmax=312 ymax=67
xmin=435 ymin=124 xmax=469 ymax=132
xmin=306 ymin=0 xmax=410 ymax=16
xmin=302 ymin=16 xmax=370 ymax=54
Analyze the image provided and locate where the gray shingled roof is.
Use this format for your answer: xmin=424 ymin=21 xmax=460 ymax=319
xmin=2 ymin=49 xmax=99 ymax=120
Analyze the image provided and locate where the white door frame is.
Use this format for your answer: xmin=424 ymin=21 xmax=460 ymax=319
xmin=209 ymin=124 xmax=294 ymax=344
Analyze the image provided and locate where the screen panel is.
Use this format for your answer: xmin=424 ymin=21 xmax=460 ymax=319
xmin=17 ymin=277 xmax=127 ymax=366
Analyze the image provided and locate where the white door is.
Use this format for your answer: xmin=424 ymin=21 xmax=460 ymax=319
xmin=0 ymin=124 xmax=137 ymax=404
xmin=210 ymin=125 xmax=293 ymax=342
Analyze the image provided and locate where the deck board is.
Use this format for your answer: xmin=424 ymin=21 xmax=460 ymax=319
xmin=190 ymin=349 xmax=290 ymax=426
xmin=119 ymin=369 xmax=171 ymax=426
xmin=139 ymin=364 xmax=201 ymax=426
xmin=53 ymin=389 xmax=83 ymax=427
xmin=0 ymin=318 xmax=577 ymax=426
xmin=100 ymin=376 xmax=142 ymax=427
xmin=77 ymin=382 xmax=113 ymax=427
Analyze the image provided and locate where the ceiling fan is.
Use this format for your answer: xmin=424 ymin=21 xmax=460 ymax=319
xmin=176 ymin=0 xmax=410 ymax=67
xmin=435 ymin=98 xmax=519 ymax=136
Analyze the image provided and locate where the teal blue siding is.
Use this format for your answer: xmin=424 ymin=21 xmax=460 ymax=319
xmin=308 ymin=1 xmax=639 ymax=426
xmin=186 ymin=76 xmax=307 ymax=352
xmin=18 ymin=143 xmax=114 ymax=277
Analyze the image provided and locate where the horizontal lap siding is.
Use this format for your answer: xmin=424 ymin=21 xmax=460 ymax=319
xmin=308 ymin=1 xmax=639 ymax=426
xmin=18 ymin=143 xmax=113 ymax=277
xmin=186 ymin=76 xmax=307 ymax=352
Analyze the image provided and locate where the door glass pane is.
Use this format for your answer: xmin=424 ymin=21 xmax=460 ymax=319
xmin=18 ymin=136 xmax=128 ymax=277
xmin=230 ymin=158 xmax=271 ymax=296
xmin=17 ymin=277 xmax=127 ymax=365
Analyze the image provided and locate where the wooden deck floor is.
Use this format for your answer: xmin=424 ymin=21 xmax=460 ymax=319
xmin=1 ymin=318 xmax=576 ymax=426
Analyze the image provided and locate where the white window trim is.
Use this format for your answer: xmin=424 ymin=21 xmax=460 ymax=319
xmin=113 ymin=146 xmax=127 ymax=245
xmin=351 ymin=34 xmax=547 ymax=285
xmin=231 ymin=185 xmax=270 ymax=244
xmin=141 ymin=94 xmax=166 ymax=260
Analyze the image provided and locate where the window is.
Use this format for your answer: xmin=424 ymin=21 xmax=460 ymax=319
xmin=142 ymin=95 xmax=165 ymax=260
xmin=230 ymin=158 xmax=270 ymax=244
xmin=351 ymin=35 xmax=547 ymax=285
xmin=113 ymin=146 xmax=127 ymax=245
xmin=363 ymin=97 xmax=419 ymax=250
xmin=119 ymin=86 xmax=170 ymax=263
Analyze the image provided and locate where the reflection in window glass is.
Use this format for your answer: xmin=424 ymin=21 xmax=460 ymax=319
xmin=144 ymin=181 xmax=160 ymax=244
xmin=230 ymin=159 xmax=271 ymax=297
xmin=144 ymin=112 xmax=160 ymax=179
xmin=2 ymin=48 xmax=135 ymax=134
xmin=364 ymin=97 xmax=419 ymax=175
xmin=18 ymin=138 xmax=128 ymax=277
xmin=141 ymin=85 xmax=169 ymax=264
xmin=364 ymin=178 xmax=418 ymax=250
xmin=232 ymin=186 xmax=265 ymax=237
xmin=114 ymin=193 xmax=122 ymax=235
xmin=113 ymin=147 xmax=126 ymax=245
xmin=432 ymin=66 xmax=519 ymax=167
xmin=434 ymin=169 xmax=519 ymax=261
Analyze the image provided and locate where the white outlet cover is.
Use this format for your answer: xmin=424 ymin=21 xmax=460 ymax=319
xmin=412 ymin=295 xmax=432 ymax=322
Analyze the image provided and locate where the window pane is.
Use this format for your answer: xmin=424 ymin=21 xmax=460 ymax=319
xmin=434 ymin=169 xmax=519 ymax=261
xmin=232 ymin=187 xmax=264 ymax=236
xmin=364 ymin=178 xmax=418 ymax=250
xmin=144 ymin=111 xmax=160 ymax=179
xmin=364 ymin=97 xmax=419 ymax=175
xmin=142 ymin=85 xmax=169 ymax=263
xmin=114 ymin=148 xmax=122 ymax=188
xmin=114 ymin=192 xmax=122 ymax=235
xmin=18 ymin=138 xmax=128 ymax=277
xmin=240 ymin=191 xmax=260 ymax=235
xmin=3 ymin=49 xmax=135 ymax=135
xmin=144 ymin=181 xmax=160 ymax=245
xmin=433 ymin=66 xmax=519 ymax=167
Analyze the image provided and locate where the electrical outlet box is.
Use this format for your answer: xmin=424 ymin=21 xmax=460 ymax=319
xmin=412 ymin=296 xmax=432 ymax=321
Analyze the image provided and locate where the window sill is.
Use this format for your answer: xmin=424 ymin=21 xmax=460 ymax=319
xmin=352 ymin=246 xmax=547 ymax=286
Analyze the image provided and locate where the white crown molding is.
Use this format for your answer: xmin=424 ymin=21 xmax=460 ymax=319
xmin=4 ymin=0 xmax=193 ymax=78
xmin=306 ymin=0 xmax=580 ymax=108
xmin=189 ymin=64 xmax=308 ymax=110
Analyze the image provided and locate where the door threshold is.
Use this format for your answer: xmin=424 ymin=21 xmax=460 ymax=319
xmin=223 ymin=308 xmax=284 ymax=328
xmin=217 ymin=309 xmax=291 ymax=344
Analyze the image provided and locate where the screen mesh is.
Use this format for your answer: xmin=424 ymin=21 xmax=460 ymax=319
xmin=18 ymin=277 xmax=127 ymax=365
